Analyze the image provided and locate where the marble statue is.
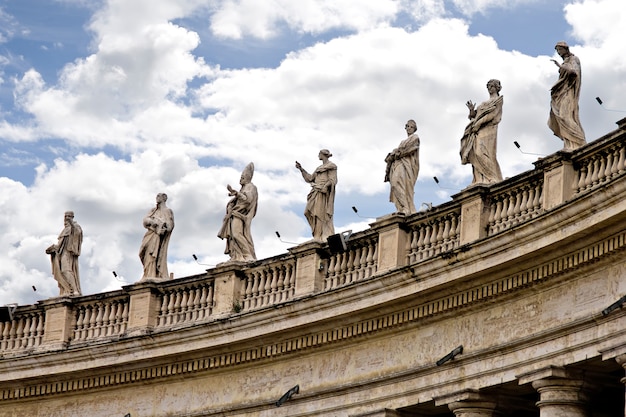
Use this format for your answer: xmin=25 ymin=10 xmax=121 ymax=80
xmin=548 ymin=41 xmax=586 ymax=150
xmin=46 ymin=211 xmax=83 ymax=296
xmin=295 ymin=149 xmax=337 ymax=241
xmin=218 ymin=163 xmax=258 ymax=262
xmin=385 ymin=119 xmax=420 ymax=215
xmin=460 ymin=79 xmax=504 ymax=185
xmin=139 ymin=193 xmax=175 ymax=280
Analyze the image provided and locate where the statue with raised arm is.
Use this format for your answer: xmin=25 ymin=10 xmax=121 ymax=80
xmin=139 ymin=193 xmax=175 ymax=280
xmin=460 ymin=79 xmax=504 ymax=185
xmin=548 ymin=41 xmax=586 ymax=150
xmin=385 ymin=119 xmax=420 ymax=215
xmin=46 ymin=211 xmax=82 ymax=296
xmin=218 ymin=163 xmax=258 ymax=262
xmin=295 ymin=149 xmax=337 ymax=241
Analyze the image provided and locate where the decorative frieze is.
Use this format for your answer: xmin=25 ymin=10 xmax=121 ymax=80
xmin=2 ymin=228 xmax=624 ymax=402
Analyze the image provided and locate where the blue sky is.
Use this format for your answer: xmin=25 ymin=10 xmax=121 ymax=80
xmin=1 ymin=0 xmax=625 ymax=306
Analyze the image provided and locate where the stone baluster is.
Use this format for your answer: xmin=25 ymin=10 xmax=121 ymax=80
xmin=260 ymin=271 xmax=270 ymax=306
xmin=285 ymin=263 xmax=296 ymax=299
xmin=0 ymin=321 xmax=9 ymax=350
xmin=617 ymin=145 xmax=626 ymax=174
xmin=268 ymin=267 xmax=278 ymax=305
xmin=198 ymin=286 xmax=210 ymax=319
xmin=367 ymin=240 xmax=377 ymax=277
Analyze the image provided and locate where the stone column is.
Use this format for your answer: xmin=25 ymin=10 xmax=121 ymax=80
xmin=615 ymin=354 xmax=626 ymax=417
xmin=454 ymin=185 xmax=490 ymax=245
xmin=519 ymin=366 xmax=588 ymax=417
xmin=435 ymin=389 xmax=498 ymax=417
xmin=288 ymin=240 xmax=326 ymax=297
xmin=40 ymin=296 xmax=74 ymax=348
xmin=124 ymin=281 xmax=161 ymax=336
xmin=370 ymin=213 xmax=409 ymax=274
xmin=534 ymin=151 xmax=576 ymax=210
xmin=212 ymin=263 xmax=245 ymax=316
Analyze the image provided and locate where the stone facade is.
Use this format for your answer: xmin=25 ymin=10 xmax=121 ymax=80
xmin=1 ymin=118 xmax=626 ymax=416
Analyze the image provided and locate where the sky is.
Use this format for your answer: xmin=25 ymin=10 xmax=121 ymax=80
xmin=1 ymin=0 xmax=625 ymax=306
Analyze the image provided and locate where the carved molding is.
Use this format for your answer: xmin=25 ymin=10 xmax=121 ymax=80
xmin=2 ymin=229 xmax=625 ymax=402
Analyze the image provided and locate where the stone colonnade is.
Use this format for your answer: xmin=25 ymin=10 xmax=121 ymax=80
xmin=432 ymin=365 xmax=617 ymax=417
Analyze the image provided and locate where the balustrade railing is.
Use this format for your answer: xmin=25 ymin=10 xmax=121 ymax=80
xmin=0 ymin=310 xmax=44 ymax=351
xmin=156 ymin=281 xmax=215 ymax=327
xmin=325 ymin=232 xmax=378 ymax=290
xmin=72 ymin=297 xmax=129 ymax=342
xmin=575 ymin=142 xmax=626 ymax=194
xmin=487 ymin=175 xmax=544 ymax=236
xmin=1 ymin=121 xmax=625 ymax=355
xmin=241 ymin=260 xmax=296 ymax=311
xmin=407 ymin=209 xmax=461 ymax=263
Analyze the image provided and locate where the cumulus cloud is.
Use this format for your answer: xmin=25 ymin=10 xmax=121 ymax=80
xmin=210 ymin=0 xmax=401 ymax=39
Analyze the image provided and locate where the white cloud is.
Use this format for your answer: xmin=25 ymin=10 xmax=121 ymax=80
xmin=210 ymin=0 xmax=402 ymax=39
xmin=451 ymin=0 xmax=544 ymax=16
xmin=565 ymin=0 xmax=626 ymax=49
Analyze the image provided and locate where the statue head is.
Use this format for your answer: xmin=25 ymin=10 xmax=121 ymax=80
xmin=64 ymin=211 xmax=74 ymax=225
xmin=554 ymin=41 xmax=570 ymax=57
xmin=487 ymin=79 xmax=502 ymax=94
xmin=319 ymin=149 xmax=332 ymax=159
xmin=554 ymin=41 xmax=569 ymax=50
xmin=405 ymin=119 xmax=417 ymax=134
xmin=240 ymin=162 xmax=254 ymax=184
xmin=156 ymin=193 xmax=168 ymax=204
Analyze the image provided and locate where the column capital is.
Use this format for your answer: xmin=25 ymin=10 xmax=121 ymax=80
xmin=435 ymin=389 xmax=498 ymax=416
xmin=519 ymin=366 xmax=589 ymax=417
xmin=517 ymin=365 xmax=582 ymax=385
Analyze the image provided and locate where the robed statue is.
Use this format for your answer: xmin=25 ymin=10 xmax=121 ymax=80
xmin=295 ymin=149 xmax=337 ymax=241
xmin=218 ymin=163 xmax=258 ymax=262
xmin=46 ymin=211 xmax=83 ymax=296
xmin=139 ymin=193 xmax=175 ymax=280
xmin=385 ymin=119 xmax=420 ymax=215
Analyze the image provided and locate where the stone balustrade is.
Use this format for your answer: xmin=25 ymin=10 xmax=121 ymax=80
xmin=156 ymin=281 xmax=214 ymax=327
xmin=325 ymin=230 xmax=378 ymax=290
xmin=1 ymin=118 xmax=624 ymax=356
xmin=574 ymin=137 xmax=626 ymax=194
xmin=487 ymin=172 xmax=544 ymax=235
xmin=72 ymin=295 xmax=129 ymax=342
xmin=240 ymin=258 xmax=296 ymax=311
xmin=407 ymin=206 xmax=461 ymax=263
xmin=0 ymin=307 xmax=44 ymax=351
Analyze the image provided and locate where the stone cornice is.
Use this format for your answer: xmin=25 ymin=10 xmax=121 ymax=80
xmin=1 ymin=219 xmax=625 ymax=402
